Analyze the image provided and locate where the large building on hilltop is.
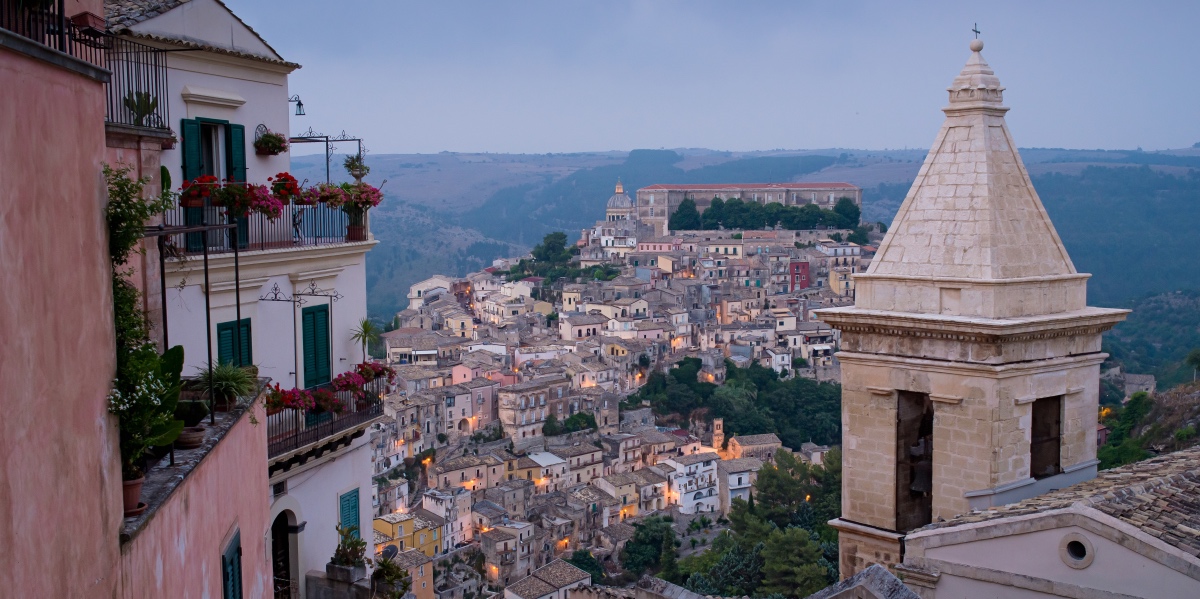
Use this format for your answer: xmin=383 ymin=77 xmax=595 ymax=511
xmin=637 ymin=182 xmax=862 ymax=236
xmin=814 ymin=39 xmax=1129 ymax=580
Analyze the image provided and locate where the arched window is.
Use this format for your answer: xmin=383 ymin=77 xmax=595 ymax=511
xmin=693 ymin=492 xmax=704 ymax=500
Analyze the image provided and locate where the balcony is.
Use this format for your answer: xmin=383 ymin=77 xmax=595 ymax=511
xmin=105 ymin=36 xmax=170 ymax=131
xmin=267 ymin=377 xmax=387 ymax=461
xmin=162 ymin=203 xmax=363 ymax=257
xmin=1 ymin=0 xmax=105 ymax=65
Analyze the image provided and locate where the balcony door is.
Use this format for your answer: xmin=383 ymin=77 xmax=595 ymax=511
xmin=302 ymin=304 xmax=331 ymax=388
xmin=181 ymin=117 xmax=247 ymax=252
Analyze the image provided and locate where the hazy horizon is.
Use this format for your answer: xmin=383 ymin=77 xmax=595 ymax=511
xmin=226 ymin=1 xmax=1200 ymax=156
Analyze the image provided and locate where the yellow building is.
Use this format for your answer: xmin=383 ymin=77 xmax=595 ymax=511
xmin=392 ymin=549 xmax=435 ymax=599
xmin=373 ymin=511 xmax=442 ymax=557
xmin=829 ymin=266 xmax=855 ymax=298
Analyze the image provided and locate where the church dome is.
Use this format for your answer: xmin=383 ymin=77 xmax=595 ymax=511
xmin=606 ymin=181 xmax=633 ymax=209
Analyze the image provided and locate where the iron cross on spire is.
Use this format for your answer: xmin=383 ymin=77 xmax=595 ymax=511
xmin=972 ymin=23 xmax=981 ymax=39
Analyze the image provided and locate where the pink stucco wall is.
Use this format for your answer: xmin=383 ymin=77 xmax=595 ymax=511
xmin=0 ymin=44 xmax=125 ymax=597
xmin=118 ymin=404 xmax=271 ymax=599
xmin=105 ymin=135 xmax=167 ymax=348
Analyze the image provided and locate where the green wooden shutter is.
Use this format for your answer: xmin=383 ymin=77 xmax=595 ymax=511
xmin=226 ymin=124 xmax=247 ymax=182
xmin=339 ymin=488 xmax=361 ymax=538
xmin=302 ymin=305 xmax=331 ymax=388
xmin=181 ymin=119 xmax=202 ymax=179
xmin=222 ymin=532 xmax=243 ymax=599
xmin=182 ymin=118 xmax=205 ymax=252
xmin=225 ymin=124 xmax=249 ymax=249
xmin=217 ymin=319 xmax=252 ymax=366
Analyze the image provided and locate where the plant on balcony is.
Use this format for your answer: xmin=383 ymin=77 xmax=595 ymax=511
xmin=372 ymin=554 xmax=413 ymax=599
xmin=194 ymin=361 xmax=256 ymax=412
xmin=253 ymin=129 xmax=289 ymax=156
xmin=122 ymin=91 xmax=159 ymax=128
xmin=311 ymin=388 xmax=345 ymax=415
xmin=213 ymin=181 xmax=284 ymax=220
xmin=332 ymin=371 xmax=368 ymax=399
xmin=356 ymin=361 xmax=396 ymax=385
xmin=350 ymin=317 xmax=381 ymax=362
xmin=310 ymin=182 xmax=347 ymax=205
xmin=178 ymin=174 xmax=218 ymax=208
xmin=332 ymin=182 xmax=383 ymax=241
xmin=343 ymin=153 xmax=370 ymax=178
xmin=173 ymin=399 xmax=210 ymax=449
xmin=263 ymin=384 xmax=315 ymax=414
xmin=327 ymin=524 xmax=368 ymax=582
xmin=268 ymin=172 xmax=301 ymax=203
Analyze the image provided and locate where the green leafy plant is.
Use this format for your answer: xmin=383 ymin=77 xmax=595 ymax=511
xmin=122 ymin=91 xmax=159 ymax=127
xmin=253 ymin=129 xmax=289 ymax=155
xmin=108 ymin=344 xmax=186 ymax=478
xmin=174 ymin=399 xmax=209 ymax=427
xmin=332 ymin=524 xmax=367 ymax=567
xmin=344 ymin=153 xmax=370 ymax=176
xmin=194 ymin=361 xmax=256 ymax=408
xmin=350 ymin=317 xmax=381 ymax=362
xmin=373 ymin=554 xmax=413 ymax=599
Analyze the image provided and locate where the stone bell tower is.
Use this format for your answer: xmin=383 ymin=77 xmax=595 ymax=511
xmin=814 ymin=39 xmax=1128 ymax=579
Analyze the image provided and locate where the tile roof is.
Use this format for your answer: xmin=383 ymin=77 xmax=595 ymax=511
xmin=717 ymin=457 xmax=764 ymax=474
xmin=805 ymin=564 xmax=918 ymax=599
xmin=505 ymin=574 xmax=558 ymax=599
xmin=105 ymin=0 xmax=298 ymax=68
xmin=531 ymin=559 xmax=591 ymax=588
xmin=481 ymin=529 xmax=515 ymax=542
xmin=600 ymin=521 xmax=637 ymax=542
xmin=918 ymin=446 xmax=1200 ymax=557
xmin=668 ymin=452 xmax=719 ymax=466
xmin=731 ymin=433 xmax=782 ymax=446
xmin=390 ymin=548 xmax=432 ymax=570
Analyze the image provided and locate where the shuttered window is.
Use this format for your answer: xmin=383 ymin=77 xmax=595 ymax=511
xmin=302 ymin=305 xmax=331 ymax=388
xmin=180 ymin=118 xmax=248 ymax=250
xmin=216 ymin=318 xmax=252 ymax=366
xmin=221 ymin=531 xmax=243 ymax=599
xmin=339 ymin=488 xmax=360 ymax=537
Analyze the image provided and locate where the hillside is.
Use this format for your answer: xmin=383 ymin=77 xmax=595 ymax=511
xmin=1103 ymin=290 xmax=1200 ymax=390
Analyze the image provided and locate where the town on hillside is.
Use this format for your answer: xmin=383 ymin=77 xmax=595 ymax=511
xmin=6 ymin=2 xmax=1200 ymax=599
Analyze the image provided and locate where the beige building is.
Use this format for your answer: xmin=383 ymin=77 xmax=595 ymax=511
xmin=637 ymin=183 xmax=862 ymax=237
xmin=814 ymin=40 xmax=1128 ymax=579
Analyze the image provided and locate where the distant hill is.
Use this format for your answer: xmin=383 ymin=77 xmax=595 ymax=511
xmin=1103 ymin=290 xmax=1200 ymax=390
xmin=307 ymin=146 xmax=1199 ymax=320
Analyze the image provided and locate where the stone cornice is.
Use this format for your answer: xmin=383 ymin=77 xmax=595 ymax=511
xmin=813 ymin=306 xmax=1128 ymax=344
xmin=164 ymin=241 xmax=376 ymax=288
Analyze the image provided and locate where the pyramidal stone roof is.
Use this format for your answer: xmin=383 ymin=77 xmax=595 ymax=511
xmin=870 ymin=39 xmax=1075 ymax=281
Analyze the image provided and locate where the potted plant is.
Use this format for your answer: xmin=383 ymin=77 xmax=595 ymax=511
xmin=312 ymin=182 xmax=346 ymax=205
xmin=174 ymin=399 xmax=210 ymax=449
xmin=213 ymin=181 xmax=284 ymax=220
xmin=254 ymin=129 xmax=289 ymax=156
xmin=330 ymin=182 xmax=382 ymax=242
xmin=108 ymin=344 xmax=186 ymax=516
xmin=268 ymin=172 xmax=301 ymax=204
xmin=343 ymin=153 xmax=369 ymax=180
xmin=326 ymin=524 xmax=368 ymax=582
xmin=372 ymin=553 xmax=413 ymax=599
xmin=179 ymin=174 xmax=218 ymax=208
xmin=194 ymin=361 xmax=256 ymax=412
xmin=264 ymin=383 xmax=314 ymax=415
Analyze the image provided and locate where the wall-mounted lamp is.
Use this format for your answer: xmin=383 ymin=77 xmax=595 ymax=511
xmin=289 ymin=94 xmax=305 ymax=116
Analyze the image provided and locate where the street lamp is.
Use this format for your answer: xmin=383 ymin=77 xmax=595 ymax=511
xmin=289 ymin=94 xmax=305 ymax=116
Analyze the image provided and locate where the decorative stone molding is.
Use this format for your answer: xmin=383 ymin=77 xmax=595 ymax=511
xmin=180 ymin=85 xmax=246 ymax=107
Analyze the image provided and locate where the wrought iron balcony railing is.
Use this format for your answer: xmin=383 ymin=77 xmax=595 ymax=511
xmin=105 ymin=36 xmax=170 ymax=130
xmin=267 ymin=377 xmax=387 ymax=459
xmin=163 ymin=203 xmax=363 ymax=257
xmin=1 ymin=0 xmax=105 ymax=65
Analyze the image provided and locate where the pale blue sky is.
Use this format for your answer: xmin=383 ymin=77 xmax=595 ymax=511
xmin=225 ymin=1 xmax=1200 ymax=155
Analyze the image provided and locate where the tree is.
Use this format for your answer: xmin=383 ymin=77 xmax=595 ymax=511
xmin=833 ymin=197 xmax=860 ymax=227
xmin=566 ymin=551 xmax=605 ymax=583
xmin=1187 ymin=348 xmax=1200 ymax=381
xmin=620 ymin=517 xmax=676 ymax=575
xmin=532 ymin=232 xmax=570 ymax=264
xmin=350 ymin=317 xmax=380 ymax=362
xmin=847 ymin=225 xmax=870 ymax=245
xmin=670 ymin=199 xmax=702 ymax=231
xmin=701 ymin=198 xmax=726 ymax=229
xmin=758 ymin=527 xmax=827 ymax=598
xmin=707 ymin=541 xmax=764 ymax=596
xmin=542 ymin=414 xmax=562 ymax=436
xmin=659 ymin=534 xmax=680 ymax=582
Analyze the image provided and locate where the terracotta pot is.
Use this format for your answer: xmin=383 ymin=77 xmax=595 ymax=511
xmin=176 ymin=426 xmax=207 ymax=449
xmin=123 ymin=477 xmax=146 ymax=517
xmin=255 ymin=146 xmax=281 ymax=156
xmin=214 ymin=393 xmax=235 ymax=412
xmin=179 ymin=193 xmax=205 ymax=208
xmin=346 ymin=225 xmax=367 ymax=242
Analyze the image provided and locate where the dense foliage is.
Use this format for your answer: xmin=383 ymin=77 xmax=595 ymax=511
xmin=1098 ymin=391 xmax=1155 ymax=469
xmin=501 ymin=232 xmax=620 ymax=289
xmin=620 ymin=516 xmax=677 ymax=576
xmin=630 ymin=359 xmax=842 ymax=447
xmin=677 ymin=450 xmax=842 ymax=599
xmin=695 ymin=197 xmax=859 ymax=231
xmin=542 ymin=412 xmax=597 ymax=436
xmin=1102 ymin=290 xmax=1200 ymax=390
xmin=566 ymin=550 xmax=606 ymax=583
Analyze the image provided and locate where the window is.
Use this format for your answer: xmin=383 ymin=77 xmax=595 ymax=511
xmin=181 ymin=118 xmax=247 ymax=251
xmin=339 ymin=489 xmax=361 ymax=537
xmin=1031 ymin=396 xmax=1063 ymax=479
xmin=216 ymin=318 xmax=252 ymax=367
xmin=221 ymin=531 xmax=243 ymax=599
xmin=896 ymin=391 xmax=933 ymax=532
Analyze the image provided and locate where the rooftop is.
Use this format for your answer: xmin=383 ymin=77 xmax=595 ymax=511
xmin=915 ymin=446 xmax=1200 ymax=557
xmin=731 ymin=433 xmax=782 ymax=447
xmin=640 ymin=183 xmax=858 ymax=191
xmin=505 ymin=574 xmax=558 ymax=599
xmin=668 ymin=452 xmax=720 ymax=467
xmin=530 ymin=559 xmax=591 ymax=588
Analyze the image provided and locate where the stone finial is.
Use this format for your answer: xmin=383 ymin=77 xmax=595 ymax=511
xmin=947 ymin=38 xmax=1004 ymax=109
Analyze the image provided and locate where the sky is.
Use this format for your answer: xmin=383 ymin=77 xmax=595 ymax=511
xmin=226 ymin=1 xmax=1200 ymax=155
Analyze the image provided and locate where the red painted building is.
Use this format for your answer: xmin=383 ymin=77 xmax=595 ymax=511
xmin=789 ymin=260 xmax=811 ymax=292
